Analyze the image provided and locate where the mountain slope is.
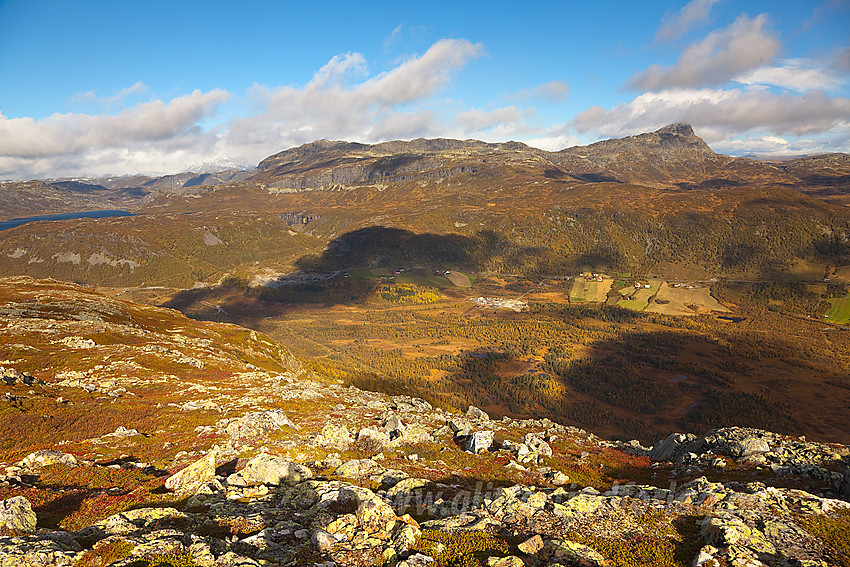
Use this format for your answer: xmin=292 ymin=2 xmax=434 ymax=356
xmin=0 ymin=169 xmax=252 ymax=221
xmin=0 ymin=278 xmax=849 ymax=567
xmin=2 ymin=125 xmax=849 ymax=286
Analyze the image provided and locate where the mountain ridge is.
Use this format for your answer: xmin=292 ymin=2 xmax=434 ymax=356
xmin=3 ymin=124 xmax=849 ymax=222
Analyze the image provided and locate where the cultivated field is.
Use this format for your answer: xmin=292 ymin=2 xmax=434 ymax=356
xmin=350 ymin=268 xmax=474 ymax=289
xmin=825 ymin=296 xmax=850 ymax=324
xmin=445 ymin=271 xmax=472 ymax=288
xmin=618 ymin=279 xmax=662 ymax=311
xmin=569 ymin=276 xmax=613 ymax=302
xmin=645 ymin=282 xmax=729 ymax=315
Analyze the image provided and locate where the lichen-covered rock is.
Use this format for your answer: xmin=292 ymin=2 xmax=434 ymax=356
xmin=398 ymin=553 xmax=435 ymax=567
xmin=841 ymin=468 xmax=850 ymax=499
xmin=224 ymin=408 xmax=297 ymax=439
xmin=649 ymin=432 xmax=694 ymax=461
xmin=318 ymin=424 xmax=353 ymax=451
xmin=692 ymin=545 xmax=720 ymax=567
xmin=355 ymin=426 xmax=392 ymax=453
xmin=448 ymin=418 xmax=472 ymax=437
xmin=700 ymin=514 xmax=776 ymax=554
xmin=97 ymin=507 xmax=186 ymax=536
xmin=524 ymin=433 xmax=553 ymax=458
xmin=103 ymin=426 xmax=140 ymax=439
xmin=487 ymin=556 xmax=524 ymax=567
xmin=348 ymin=487 xmax=397 ymax=534
xmin=546 ymin=539 xmax=606 ymax=566
xmin=732 ymin=436 xmax=771 ymax=458
xmin=393 ymin=424 xmax=435 ymax=446
xmin=165 ymin=450 xmax=217 ymax=495
xmin=518 ymin=534 xmax=544 ymax=555
xmin=649 ymin=427 xmax=848 ymax=472
xmin=0 ymin=533 xmax=77 ymax=566
xmin=214 ymin=550 xmax=262 ymax=566
xmin=466 ymin=431 xmax=494 ymax=454
xmin=466 ymin=405 xmax=490 ymax=421
xmin=234 ymin=453 xmax=312 ymax=486
xmin=124 ymin=529 xmax=186 ymax=561
xmin=60 ymin=336 xmax=96 ymax=349
xmin=387 ymin=478 xmax=430 ymax=501
xmin=0 ymin=497 xmax=37 ymax=534
xmin=312 ymin=528 xmax=337 ymax=551
xmin=0 ymin=367 xmax=22 ymax=386
xmin=382 ymin=414 xmax=405 ymax=438
xmin=334 ymin=459 xmax=384 ymax=480
xmin=18 ymin=450 xmax=77 ymax=470
xmin=391 ymin=516 xmax=421 ymax=554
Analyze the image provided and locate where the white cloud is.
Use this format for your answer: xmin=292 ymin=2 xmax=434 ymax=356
xmin=71 ymin=82 xmax=150 ymax=106
xmin=834 ymin=46 xmax=850 ymax=72
xmin=570 ymin=87 xmax=850 ymax=146
xmin=0 ymin=89 xmax=231 ymax=159
xmin=365 ymin=111 xmax=438 ymax=141
xmin=361 ymin=39 xmax=485 ymax=107
xmin=384 ymin=24 xmax=404 ymax=49
xmin=631 ymin=14 xmax=780 ymax=90
xmin=0 ymin=89 xmax=230 ymax=179
xmin=0 ymin=40 xmax=488 ymax=179
xmin=222 ymin=39 xmax=485 ymax=161
xmin=308 ymin=52 xmax=368 ymax=89
xmin=735 ymin=59 xmax=845 ymax=92
xmin=509 ymin=80 xmax=570 ymax=102
xmin=714 ymin=133 xmax=850 ymax=157
xmin=4 ymin=31 xmax=845 ymax=181
xmin=450 ymin=106 xmax=526 ymax=133
xmin=713 ymin=135 xmax=791 ymax=155
xmin=803 ymin=0 xmax=850 ymax=31
xmin=656 ymin=0 xmax=721 ymax=42
xmin=522 ymin=133 xmax=584 ymax=152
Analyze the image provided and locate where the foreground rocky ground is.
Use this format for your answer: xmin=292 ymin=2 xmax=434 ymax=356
xmin=2 ymin=377 xmax=849 ymax=567
xmin=1 ymin=278 xmax=849 ymax=566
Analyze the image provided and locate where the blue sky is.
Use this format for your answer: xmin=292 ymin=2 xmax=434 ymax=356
xmin=0 ymin=0 xmax=848 ymax=179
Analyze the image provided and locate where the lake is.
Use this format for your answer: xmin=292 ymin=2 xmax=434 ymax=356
xmin=0 ymin=210 xmax=136 ymax=231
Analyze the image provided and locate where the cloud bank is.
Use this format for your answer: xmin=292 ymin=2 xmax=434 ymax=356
xmin=577 ymin=9 xmax=850 ymax=157
xmin=631 ymin=14 xmax=780 ymax=90
xmin=1 ymin=25 xmax=848 ymax=180
xmin=655 ymin=0 xmax=721 ymax=42
xmin=0 ymin=40 xmax=498 ymax=180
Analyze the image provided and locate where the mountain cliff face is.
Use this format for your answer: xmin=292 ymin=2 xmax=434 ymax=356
xmin=251 ymin=138 xmax=537 ymax=189
xmin=550 ymin=123 xmax=731 ymax=187
xmin=249 ymin=124 xmax=804 ymax=191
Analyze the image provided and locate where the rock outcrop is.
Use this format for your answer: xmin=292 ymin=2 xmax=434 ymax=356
xmin=0 ymin=497 xmax=37 ymax=535
xmin=0 ymin=406 xmax=848 ymax=567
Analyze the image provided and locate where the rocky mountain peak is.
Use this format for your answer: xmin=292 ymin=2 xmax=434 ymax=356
xmin=655 ymin=122 xmax=696 ymax=137
xmin=581 ymin=122 xmax=714 ymax=156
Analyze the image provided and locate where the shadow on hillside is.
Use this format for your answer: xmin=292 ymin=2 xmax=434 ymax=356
xmin=345 ymin=309 xmax=831 ymax=445
xmin=164 ymin=226 xmax=489 ymax=317
xmin=294 ymin=226 xmax=484 ymax=272
xmin=570 ymin=172 xmax=622 ymax=183
xmin=165 ymin=225 xmax=573 ymax=316
xmin=674 ymin=178 xmax=745 ymax=190
xmin=162 ymin=227 xmax=845 ymax=445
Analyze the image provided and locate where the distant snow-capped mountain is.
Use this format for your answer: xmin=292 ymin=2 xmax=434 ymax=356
xmin=187 ymin=155 xmax=253 ymax=174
